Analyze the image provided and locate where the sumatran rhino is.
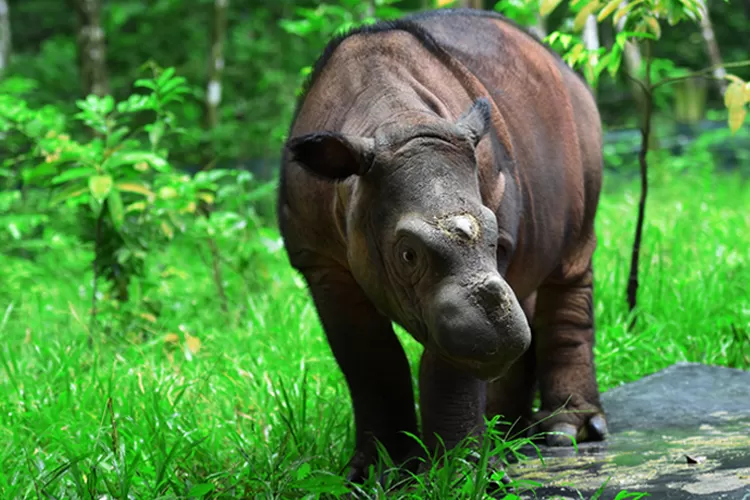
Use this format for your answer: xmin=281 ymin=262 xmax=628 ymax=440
xmin=277 ymin=8 xmax=607 ymax=482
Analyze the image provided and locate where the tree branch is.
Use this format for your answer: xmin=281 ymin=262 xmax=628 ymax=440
xmin=652 ymin=60 xmax=750 ymax=90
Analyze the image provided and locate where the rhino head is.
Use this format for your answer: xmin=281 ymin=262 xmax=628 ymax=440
xmin=287 ymin=98 xmax=531 ymax=380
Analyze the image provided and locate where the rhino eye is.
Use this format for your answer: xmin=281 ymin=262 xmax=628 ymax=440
xmin=401 ymin=248 xmax=417 ymax=265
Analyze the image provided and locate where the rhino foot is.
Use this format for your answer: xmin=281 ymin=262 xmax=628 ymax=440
xmin=530 ymin=395 xmax=608 ymax=447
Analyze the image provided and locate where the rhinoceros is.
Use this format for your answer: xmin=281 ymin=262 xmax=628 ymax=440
xmin=277 ymin=8 xmax=607 ymax=482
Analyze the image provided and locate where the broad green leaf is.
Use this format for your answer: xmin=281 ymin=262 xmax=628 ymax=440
xmin=156 ymin=67 xmax=176 ymax=87
xmin=108 ymin=188 xmax=124 ymax=230
xmin=146 ymin=121 xmax=165 ymax=148
xmin=22 ymin=163 xmax=57 ymax=182
xmin=159 ymin=186 xmax=178 ymax=200
xmin=89 ymin=194 xmax=103 ymax=217
xmin=134 ymin=79 xmax=158 ymax=91
xmin=51 ymin=167 xmax=98 ymax=185
xmin=51 ymin=186 xmax=89 ymax=206
xmin=100 ymin=95 xmax=115 ymax=114
xmin=645 ymin=16 xmax=661 ymax=38
xmin=107 ymin=126 xmax=131 ymax=148
xmin=187 ymin=483 xmax=213 ymax=498
xmin=296 ymin=463 xmax=311 ymax=480
xmin=89 ymin=175 xmax=113 ymax=201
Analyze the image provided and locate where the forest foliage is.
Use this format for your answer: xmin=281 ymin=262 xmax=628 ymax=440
xmin=1 ymin=0 xmax=749 ymax=334
xmin=1 ymin=1 xmax=749 ymax=497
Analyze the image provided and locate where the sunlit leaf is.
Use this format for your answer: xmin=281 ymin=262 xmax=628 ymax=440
xmin=198 ymin=192 xmax=215 ymax=204
xmin=125 ymin=201 xmax=147 ymax=213
xmin=185 ymin=334 xmax=201 ymax=355
xmin=728 ymin=106 xmax=747 ymax=135
xmin=161 ymin=221 xmax=174 ymax=239
xmin=613 ymin=0 xmax=643 ymax=25
xmin=117 ymin=182 xmax=155 ymax=198
xmin=574 ymin=2 xmax=600 ymax=32
xmin=724 ymin=81 xmax=747 ymax=108
xmin=597 ymin=0 xmax=621 ymax=21
xmin=159 ymin=186 xmax=178 ymax=200
xmin=645 ymin=16 xmax=661 ymax=38
xmin=180 ymin=201 xmax=197 ymax=214
xmin=105 ymin=151 xmax=169 ymax=172
xmin=88 ymin=175 xmax=113 ymax=202
xmin=164 ymin=333 xmax=179 ymax=344
xmin=540 ymin=0 xmax=563 ymax=17
xmin=139 ymin=313 xmax=157 ymax=323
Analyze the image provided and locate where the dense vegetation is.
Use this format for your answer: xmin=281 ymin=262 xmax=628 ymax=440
xmin=1 ymin=0 xmax=748 ymax=498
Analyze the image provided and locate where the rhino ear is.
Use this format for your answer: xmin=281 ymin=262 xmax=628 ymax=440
xmin=287 ymin=132 xmax=375 ymax=180
xmin=455 ymin=97 xmax=492 ymax=148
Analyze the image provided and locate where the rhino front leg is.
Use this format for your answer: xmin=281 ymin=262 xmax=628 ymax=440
xmin=304 ymin=267 xmax=419 ymax=482
xmin=419 ymin=349 xmax=487 ymax=453
xmin=532 ymin=263 xmax=608 ymax=446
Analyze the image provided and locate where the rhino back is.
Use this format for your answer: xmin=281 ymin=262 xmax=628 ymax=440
xmin=405 ymin=9 xmax=602 ymax=291
xmin=278 ymin=10 xmax=602 ymax=289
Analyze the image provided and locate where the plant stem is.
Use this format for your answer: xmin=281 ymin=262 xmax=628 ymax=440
xmin=89 ymin=204 xmax=106 ymax=345
xmin=208 ymin=235 xmax=229 ymax=318
xmin=626 ymin=39 xmax=653 ymax=329
xmin=652 ymin=59 xmax=750 ymax=90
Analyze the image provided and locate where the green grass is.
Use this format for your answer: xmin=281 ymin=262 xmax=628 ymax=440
xmin=1 ymin=171 xmax=748 ymax=498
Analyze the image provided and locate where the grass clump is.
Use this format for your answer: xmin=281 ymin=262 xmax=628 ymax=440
xmin=0 ymin=172 xmax=748 ymax=498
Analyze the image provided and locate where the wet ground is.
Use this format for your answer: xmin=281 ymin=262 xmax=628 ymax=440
xmin=509 ymin=363 xmax=750 ymax=499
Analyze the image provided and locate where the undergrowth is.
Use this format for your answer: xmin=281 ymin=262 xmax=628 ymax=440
xmin=1 ymin=171 xmax=747 ymax=498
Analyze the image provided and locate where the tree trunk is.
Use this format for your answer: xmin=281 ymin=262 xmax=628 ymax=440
xmin=616 ymin=1 xmax=646 ymax=120
xmin=696 ymin=0 xmax=727 ymax=96
xmin=582 ymin=14 xmax=600 ymax=91
xmin=205 ymin=0 xmax=229 ymax=130
xmin=528 ymin=12 xmax=547 ymax=39
xmin=0 ymin=0 xmax=10 ymax=76
xmin=363 ymin=0 xmax=375 ymax=19
xmin=70 ymin=0 xmax=109 ymax=96
xmin=204 ymin=0 xmax=231 ymax=320
xmin=582 ymin=14 xmax=599 ymax=52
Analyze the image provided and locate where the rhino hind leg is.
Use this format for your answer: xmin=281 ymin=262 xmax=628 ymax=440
xmin=302 ymin=268 xmax=421 ymax=483
xmin=530 ymin=263 xmax=608 ymax=446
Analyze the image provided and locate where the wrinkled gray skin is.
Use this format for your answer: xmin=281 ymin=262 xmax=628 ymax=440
xmin=331 ymin=105 xmax=532 ymax=380
xmin=278 ymin=8 xmax=607 ymax=484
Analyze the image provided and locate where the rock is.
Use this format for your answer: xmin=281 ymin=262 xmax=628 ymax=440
xmin=509 ymin=363 xmax=750 ymax=499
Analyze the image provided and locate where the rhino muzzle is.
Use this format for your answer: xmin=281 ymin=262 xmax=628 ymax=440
xmin=429 ymin=273 xmax=531 ymax=379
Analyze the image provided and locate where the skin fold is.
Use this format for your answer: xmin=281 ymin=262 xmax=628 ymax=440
xmin=277 ymin=8 xmax=607 ymax=483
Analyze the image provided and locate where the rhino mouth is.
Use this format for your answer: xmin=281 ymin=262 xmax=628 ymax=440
xmin=427 ymin=273 xmax=531 ymax=380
